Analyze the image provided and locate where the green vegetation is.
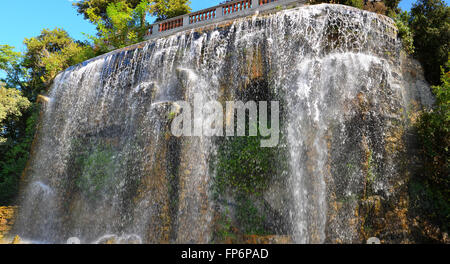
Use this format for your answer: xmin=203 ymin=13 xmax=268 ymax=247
xmin=0 ymin=86 xmax=30 ymax=144
xmin=235 ymin=196 xmax=268 ymax=235
xmin=413 ymin=62 xmax=450 ymax=232
xmin=0 ymin=45 xmax=20 ymax=71
xmin=215 ymin=135 xmax=276 ymax=196
xmin=74 ymin=0 xmax=191 ymax=23
xmin=0 ymin=104 xmax=38 ymax=204
xmin=213 ymin=124 xmax=281 ymax=239
xmin=214 ymin=207 xmax=236 ymax=242
xmin=150 ymin=0 xmax=192 ymax=22
xmin=22 ymin=28 xmax=95 ymax=93
xmin=410 ymin=0 xmax=449 ymax=85
xmin=74 ymin=144 xmax=117 ymax=201
xmin=77 ymin=0 xmax=191 ymax=51
xmin=85 ymin=1 xmax=152 ymax=51
xmin=395 ymin=11 xmax=415 ymax=54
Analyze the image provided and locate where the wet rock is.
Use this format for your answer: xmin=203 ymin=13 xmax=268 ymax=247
xmin=0 ymin=206 xmax=17 ymax=241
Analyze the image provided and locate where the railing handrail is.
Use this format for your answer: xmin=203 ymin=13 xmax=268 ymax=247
xmin=146 ymin=0 xmax=304 ymax=38
xmin=149 ymin=0 xmax=270 ymax=26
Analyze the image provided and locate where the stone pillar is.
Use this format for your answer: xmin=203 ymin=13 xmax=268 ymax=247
xmin=183 ymin=15 xmax=190 ymax=26
xmin=153 ymin=24 xmax=160 ymax=36
xmin=215 ymin=6 xmax=223 ymax=18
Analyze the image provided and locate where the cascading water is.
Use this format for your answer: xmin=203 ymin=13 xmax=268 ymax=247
xmin=14 ymin=4 xmax=433 ymax=244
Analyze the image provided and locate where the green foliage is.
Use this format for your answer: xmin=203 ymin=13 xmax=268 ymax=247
xmin=22 ymin=28 xmax=95 ymax=98
xmin=235 ymin=196 xmax=267 ymax=235
xmin=151 ymin=0 xmax=191 ymax=22
xmin=384 ymin=0 xmax=401 ymax=15
xmin=74 ymin=0 xmax=143 ymax=22
xmin=415 ymin=64 xmax=450 ymax=232
xmin=0 ymin=104 xmax=39 ymax=205
xmin=395 ymin=11 xmax=415 ymax=54
xmin=416 ymin=65 xmax=449 ymax=187
xmin=310 ymin=0 xmax=363 ymax=10
xmin=0 ymin=29 xmax=95 ymax=205
xmin=213 ymin=124 xmax=281 ymax=237
xmin=0 ymin=45 xmax=21 ymax=71
xmin=410 ymin=0 xmax=450 ymax=85
xmin=79 ymin=0 xmax=191 ymax=51
xmin=86 ymin=1 xmax=151 ymax=51
xmin=0 ymin=86 xmax=31 ymax=143
xmin=409 ymin=180 xmax=450 ymax=233
xmin=214 ymin=207 xmax=236 ymax=242
xmin=215 ymin=134 xmax=276 ymax=196
xmin=74 ymin=144 xmax=117 ymax=201
xmin=342 ymin=0 xmax=364 ymax=9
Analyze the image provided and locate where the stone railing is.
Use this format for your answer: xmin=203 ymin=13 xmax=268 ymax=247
xmin=144 ymin=0 xmax=306 ymax=40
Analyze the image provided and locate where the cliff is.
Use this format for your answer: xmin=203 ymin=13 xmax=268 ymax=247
xmin=11 ymin=4 xmax=442 ymax=244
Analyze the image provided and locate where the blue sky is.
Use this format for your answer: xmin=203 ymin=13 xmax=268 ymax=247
xmin=0 ymin=0 xmax=446 ymax=53
xmin=0 ymin=0 xmax=221 ymax=53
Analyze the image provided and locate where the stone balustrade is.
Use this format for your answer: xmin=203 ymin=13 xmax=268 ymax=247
xmin=144 ymin=0 xmax=306 ymax=40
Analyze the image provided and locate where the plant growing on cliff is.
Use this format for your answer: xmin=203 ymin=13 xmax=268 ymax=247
xmin=395 ymin=11 xmax=415 ymax=55
xmin=215 ymin=134 xmax=276 ymax=196
xmin=414 ymin=62 xmax=450 ymax=232
xmin=74 ymin=144 xmax=117 ymax=201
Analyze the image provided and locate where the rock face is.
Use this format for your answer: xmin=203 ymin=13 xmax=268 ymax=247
xmin=0 ymin=206 xmax=17 ymax=242
xmin=14 ymin=4 xmax=435 ymax=244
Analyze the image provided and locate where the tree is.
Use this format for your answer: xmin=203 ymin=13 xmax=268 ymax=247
xmin=0 ymin=85 xmax=30 ymax=144
xmin=74 ymin=0 xmax=143 ymax=22
xmin=79 ymin=0 xmax=191 ymax=51
xmin=0 ymin=45 xmax=20 ymax=72
xmin=75 ymin=0 xmax=191 ymax=23
xmin=410 ymin=0 xmax=450 ymax=85
xmin=22 ymin=28 xmax=94 ymax=99
xmin=415 ymin=61 xmax=450 ymax=232
xmin=151 ymin=0 xmax=191 ymax=21
xmin=86 ymin=1 xmax=152 ymax=51
xmin=384 ymin=0 xmax=401 ymax=15
xmin=395 ymin=11 xmax=415 ymax=54
xmin=0 ymin=29 xmax=95 ymax=205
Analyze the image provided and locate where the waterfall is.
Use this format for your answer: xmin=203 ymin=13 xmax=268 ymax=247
xmin=14 ymin=4 xmax=432 ymax=244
